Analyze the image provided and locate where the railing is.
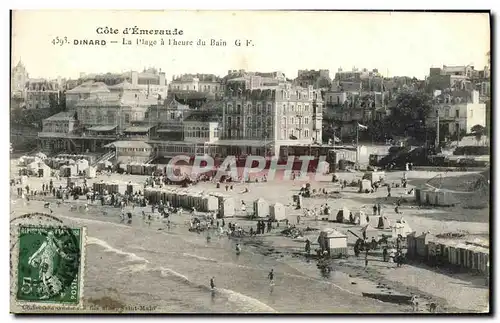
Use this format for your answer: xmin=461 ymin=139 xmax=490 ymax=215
xmin=92 ymin=151 xmax=115 ymax=166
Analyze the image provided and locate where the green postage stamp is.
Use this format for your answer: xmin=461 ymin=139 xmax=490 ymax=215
xmin=11 ymin=224 xmax=86 ymax=311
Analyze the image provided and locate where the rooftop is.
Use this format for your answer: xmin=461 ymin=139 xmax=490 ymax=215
xmin=44 ymin=112 xmax=75 ymax=121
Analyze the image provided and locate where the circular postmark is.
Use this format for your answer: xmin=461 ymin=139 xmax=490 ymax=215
xmin=11 ymin=213 xmax=82 ymax=305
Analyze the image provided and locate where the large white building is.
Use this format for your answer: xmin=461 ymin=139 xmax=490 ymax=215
xmin=426 ymin=90 xmax=486 ymax=138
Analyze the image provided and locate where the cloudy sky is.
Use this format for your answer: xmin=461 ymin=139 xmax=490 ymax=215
xmin=11 ymin=10 xmax=490 ymax=80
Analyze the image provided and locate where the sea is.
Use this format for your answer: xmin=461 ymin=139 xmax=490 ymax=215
xmin=12 ymin=198 xmax=404 ymax=313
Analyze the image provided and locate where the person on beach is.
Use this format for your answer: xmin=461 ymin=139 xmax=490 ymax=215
xmin=235 ymin=243 xmax=241 ymax=255
xmin=387 ymin=186 xmax=391 ymax=198
xmin=210 ymin=277 xmax=215 ymax=290
xmin=296 ymin=215 xmax=301 ymax=225
xmin=372 ymin=204 xmax=377 ymax=216
xmin=377 ymin=203 xmax=381 ymax=215
xmin=364 ymin=250 xmax=369 ymax=268
xmin=305 ymin=239 xmax=311 ymax=256
xmin=411 ymin=295 xmax=419 ymax=312
xmin=268 ymin=269 xmax=275 ymax=286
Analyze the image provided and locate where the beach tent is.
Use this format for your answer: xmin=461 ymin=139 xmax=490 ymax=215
xmin=391 ymin=218 xmax=413 ymax=237
xmin=270 ymin=202 xmax=286 ymax=221
xmin=34 ymin=152 xmax=47 ymax=160
xmin=334 ymin=207 xmax=351 ymax=223
xmin=27 ymin=161 xmax=39 ymax=173
xmin=253 ymin=198 xmax=270 ymax=218
xmin=361 ymin=224 xmax=380 ymax=240
xmin=377 ymin=216 xmax=391 ymax=229
xmin=353 ymin=210 xmax=368 ymax=226
xmin=367 ymin=215 xmax=381 ymax=228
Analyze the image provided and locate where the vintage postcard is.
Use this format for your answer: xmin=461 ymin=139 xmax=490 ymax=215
xmin=10 ymin=10 xmax=490 ymax=314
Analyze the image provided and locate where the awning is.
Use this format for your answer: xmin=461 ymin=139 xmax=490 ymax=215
xmin=124 ymin=126 xmax=154 ymax=133
xmin=212 ymin=140 xmax=275 ymax=147
xmin=104 ymin=141 xmax=152 ymax=149
xmin=156 ymin=129 xmax=181 ymax=133
xmin=88 ymin=125 xmax=117 ymax=132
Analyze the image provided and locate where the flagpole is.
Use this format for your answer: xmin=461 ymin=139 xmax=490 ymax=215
xmin=356 ymin=122 xmax=359 ymax=166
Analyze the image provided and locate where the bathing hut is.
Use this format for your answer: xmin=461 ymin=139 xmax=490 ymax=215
xmin=93 ymin=181 xmax=107 ymax=194
xmin=253 ymin=198 xmax=270 ymax=218
xmin=220 ymin=196 xmax=235 ymax=217
xmin=60 ymin=165 xmax=77 ymax=177
xmin=202 ymin=195 xmax=219 ymax=212
xmin=126 ymin=182 xmax=141 ymax=195
xmin=85 ymin=166 xmax=97 ymax=179
xmin=37 ymin=163 xmax=51 ymax=178
xmin=359 ymin=179 xmax=372 ymax=193
xmin=76 ymin=159 xmax=89 ymax=174
xmin=270 ymin=202 xmax=286 ymax=221
xmin=317 ymin=228 xmax=348 ymax=258
xmin=106 ymin=181 xmax=127 ymax=195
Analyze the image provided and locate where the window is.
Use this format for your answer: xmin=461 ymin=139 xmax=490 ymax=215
xmin=304 ymin=117 xmax=309 ymax=124
xmin=196 ymin=127 xmax=201 ymax=137
xmin=247 ymin=116 xmax=252 ymax=126
xmin=246 ymin=129 xmax=252 ymax=138
xmin=257 ymin=104 xmax=262 ymax=114
xmin=267 ymin=116 xmax=272 ymax=127
xmin=267 ymin=104 xmax=272 ymax=114
xmin=247 ymin=104 xmax=252 ymax=114
xmin=282 ymin=104 xmax=286 ymax=114
xmin=281 ymin=129 xmax=286 ymax=140
xmin=227 ymin=117 xmax=232 ymax=125
xmin=290 ymin=117 xmax=294 ymax=125
xmin=305 ymin=129 xmax=310 ymax=138
xmin=107 ymin=111 xmax=115 ymax=124
xmin=124 ymin=113 xmax=130 ymax=124
xmin=290 ymin=105 xmax=295 ymax=112
xmin=470 ymin=109 xmax=474 ymax=118
xmin=214 ymin=128 xmax=219 ymax=137
xmin=305 ymin=104 xmax=309 ymax=112
xmin=455 ymin=110 xmax=459 ymax=118
xmin=236 ymin=116 xmax=241 ymax=125
xmin=237 ymin=104 xmax=241 ymax=114
xmin=282 ymin=117 xmax=287 ymax=126
xmin=227 ymin=104 xmax=233 ymax=114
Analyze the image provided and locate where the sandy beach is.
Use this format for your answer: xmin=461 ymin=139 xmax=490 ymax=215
xmin=10 ymin=159 xmax=490 ymax=313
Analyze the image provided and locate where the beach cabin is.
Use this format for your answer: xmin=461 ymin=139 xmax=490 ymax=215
xmin=317 ymin=228 xmax=348 ymax=258
xmin=84 ymin=166 xmax=97 ymax=179
xmin=359 ymin=179 xmax=372 ymax=193
xmin=37 ymin=163 xmax=51 ymax=178
xmin=60 ymin=165 xmax=77 ymax=177
xmin=76 ymin=159 xmax=89 ymax=174
xmin=270 ymin=202 xmax=286 ymax=221
xmin=253 ymin=198 xmax=270 ymax=218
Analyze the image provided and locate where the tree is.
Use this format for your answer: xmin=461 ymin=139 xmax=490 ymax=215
xmin=388 ymin=90 xmax=434 ymax=141
xmin=471 ymin=124 xmax=486 ymax=142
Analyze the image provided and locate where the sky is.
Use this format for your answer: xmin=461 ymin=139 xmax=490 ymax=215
xmin=11 ymin=10 xmax=490 ymax=81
